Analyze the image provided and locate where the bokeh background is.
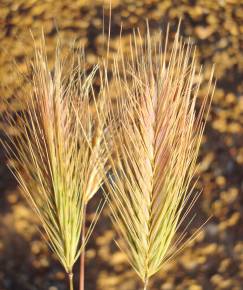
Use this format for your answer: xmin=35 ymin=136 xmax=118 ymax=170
xmin=0 ymin=0 xmax=243 ymax=290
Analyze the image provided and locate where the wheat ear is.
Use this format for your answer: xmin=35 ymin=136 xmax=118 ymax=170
xmin=3 ymin=37 xmax=102 ymax=290
xmin=103 ymin=25 xmax=215 ymax=289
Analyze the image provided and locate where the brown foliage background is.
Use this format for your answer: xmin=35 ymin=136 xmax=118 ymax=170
xmin=0 ymin=1 xmax=243 ymax=290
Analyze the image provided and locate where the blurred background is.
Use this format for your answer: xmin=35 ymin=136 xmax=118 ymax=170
xmin=0 ymin=0 xmax=243 ymax=289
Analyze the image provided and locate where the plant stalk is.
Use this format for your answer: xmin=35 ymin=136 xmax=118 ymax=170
xmin=68 ymin=272 xmax=74 ymax=290
xmin=79 ymin=204 xmax=87 ymax=290
xmin=144 ymin=278 xmax=149 ymax=290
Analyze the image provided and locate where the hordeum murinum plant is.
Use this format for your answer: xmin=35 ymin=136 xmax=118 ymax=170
xmin=103 ymin=25 xmax=215 ymax=290
xmin=4 ymin=38 xmax=106 ymax=290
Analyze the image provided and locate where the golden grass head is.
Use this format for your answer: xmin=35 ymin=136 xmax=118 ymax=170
xmin=104 ymin=24 xmax=215 ymax=285
xmin=3 ymin=36 xmax=103 ymax=275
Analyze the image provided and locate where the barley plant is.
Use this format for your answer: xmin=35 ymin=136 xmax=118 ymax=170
xmin=3 ymin=37 xmax=107 ymax=290
xmin=103 ymin=26 xmax=215 ymax=290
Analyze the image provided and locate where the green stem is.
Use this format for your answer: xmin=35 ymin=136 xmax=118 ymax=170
xmin=68 ymin=272 xmax=74 ymax=290
xmin=79 ymin=204 xmax=87 ymax=290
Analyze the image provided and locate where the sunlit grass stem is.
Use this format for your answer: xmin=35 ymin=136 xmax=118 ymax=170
xmin=79 ymin=204 xmax=86 ymax=290
xmin=144 ymin=279 xmax=148 ymax=290
xmin=69 ymin=273 xmax=74 ymax=290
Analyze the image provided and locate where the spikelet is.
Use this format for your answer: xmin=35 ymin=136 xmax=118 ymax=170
xmin=103 ymin=25 xmax=215 ymax=287
xmin=74 ymin=70 xmax=109 ymax=204
xmin=3 ymin=37 xmax=101 ymax=283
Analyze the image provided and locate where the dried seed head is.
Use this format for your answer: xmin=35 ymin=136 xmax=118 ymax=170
xmin=104 ymin=24 xmax=215 ymax=283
